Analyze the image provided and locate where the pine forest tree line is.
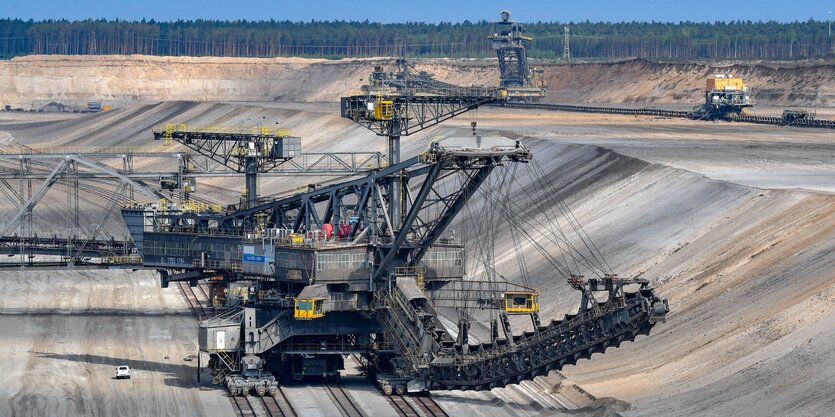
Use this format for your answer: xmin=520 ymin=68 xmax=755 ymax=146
xmin=0 ymin=18 xmax=833 ymax=60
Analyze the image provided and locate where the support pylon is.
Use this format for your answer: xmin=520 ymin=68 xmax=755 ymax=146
xmin=563 ymin=26 xmax=570 ymax=61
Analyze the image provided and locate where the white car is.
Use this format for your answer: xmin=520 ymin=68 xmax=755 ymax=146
xmin=115 ymin=365 xmax=131 ymax=379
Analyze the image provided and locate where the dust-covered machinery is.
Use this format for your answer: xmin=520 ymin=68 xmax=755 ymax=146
xmin=359 ymin=9 xmax=550 ymax=105
xmin=122 ymin=135 xmax=667 ymax=396
xmin=693 ymin=74 xmax=755 ymax=119
xmin=489 ymin=10 xmax=547 ymax=102
xmin=121 ymin=64 xmax=667 ymax=397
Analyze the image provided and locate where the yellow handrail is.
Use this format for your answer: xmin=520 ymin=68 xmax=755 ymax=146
xmin=151 ymin=124 xmax=294 ymax=137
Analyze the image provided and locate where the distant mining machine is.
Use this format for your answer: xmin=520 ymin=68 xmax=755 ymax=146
xmin=121 ymin=66 xmax=667 ymax=397
xmin=489 ymin=10 xmax=547 ymax=102
xmin=692 ymin=74 xmax=754 ymax=119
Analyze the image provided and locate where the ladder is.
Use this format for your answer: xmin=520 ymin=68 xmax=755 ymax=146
xmin=212 ymin=350 xmax=238 ymax=384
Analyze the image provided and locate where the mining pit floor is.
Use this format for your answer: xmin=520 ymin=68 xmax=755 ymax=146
xmin=0 ymin=102 xmax=833 ymax=417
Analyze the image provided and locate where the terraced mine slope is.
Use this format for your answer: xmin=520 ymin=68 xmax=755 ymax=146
xmin=2 ymin=56 xmax=834 ymax=108
xmin=0 ymin=65 xmax=832 ymax=416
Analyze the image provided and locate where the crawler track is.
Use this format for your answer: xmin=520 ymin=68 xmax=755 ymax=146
xmin=259 ymin=390 xmax=298 ymax=417
xmin=324 ymin=382 xmax=365 ymax=417
xmin=230 ymin=396 xmax=256 ymax=417
xmin=386 ymin=395 xmax=448 ymax=417
xmin=498 ymin=102 xmax=835 ymax=129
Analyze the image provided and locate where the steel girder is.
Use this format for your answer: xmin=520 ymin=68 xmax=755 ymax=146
xmin=151 ymin=130 xmax=389 ymax=174
xmin=221 ymin=155 xmax=422 ymax=231
xmin=151 ymin=129 xmax=298 ymax=172
xmin=362 ymin=59 xmax=501 ymax=99
xmin=218 ymin=153 xmax=515 ymax=279
xmin=0 ymin=235 xmax=134 ymax=257
xmin=0 ymin=152 xmax=385 ymax=179
xmin=426 ymin=279 xmax=536 ymax=310
xmin=341 ymin=94 xmax=499 ymax=137
xmin=70 ymin=156 xmax=164 ymax=200
xmin=0 ymin=159 xmax=68 ymax=236
xmin=496 ymin=47 xmax=528 ymax=88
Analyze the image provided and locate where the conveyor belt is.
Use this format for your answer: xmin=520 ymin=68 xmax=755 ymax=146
xmin=499 ymin=102 xmax=692 ymax=118
xmin=728 ymin=113 xmax=835 ymax=128
xmin=497 ymin=102 xmax=835 ymax=129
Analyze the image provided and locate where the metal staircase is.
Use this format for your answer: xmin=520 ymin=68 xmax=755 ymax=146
xmin=212 ymin=350 xmax=238 ymax=384
xmin=376 ymin=275 xmax=458 ymax=377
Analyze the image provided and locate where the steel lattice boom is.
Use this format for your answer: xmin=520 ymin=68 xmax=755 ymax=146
xmin=340 ymin=94 xmax=499 ymax=138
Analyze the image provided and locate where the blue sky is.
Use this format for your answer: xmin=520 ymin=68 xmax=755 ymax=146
xmin=1 ymin=0 xmax=833 ymax=23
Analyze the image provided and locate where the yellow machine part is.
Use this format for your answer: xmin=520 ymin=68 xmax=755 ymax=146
xmin=531 ymin=67 xmax=547 ymax=89
xmin=163 ymin=123 xmax=174 ymax=146
xmin=374 ymin=100 xmax=394 ymax=120
xmin=394 ymin=266 xmax=425 ymax=288
xmin=502 ymin=291 xmax=540 ymax=314
xmin=707 ymin=77 xmax=746 ymax=91
xmin=294 ymin=298 xmax=325 ymax=319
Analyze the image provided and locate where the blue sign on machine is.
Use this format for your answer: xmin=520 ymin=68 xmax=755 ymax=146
xmin=244 ymin=253 xmax=266 ymax=263
xmin=243 ymin=245 xmax=266 ymax=263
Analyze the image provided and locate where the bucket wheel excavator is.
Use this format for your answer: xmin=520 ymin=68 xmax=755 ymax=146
xmin=121 ymin=62 xmax=667 ymax=396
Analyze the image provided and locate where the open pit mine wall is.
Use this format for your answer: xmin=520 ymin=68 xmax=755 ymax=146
xmin=0 ymin=55 xmax=833 ymax=108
